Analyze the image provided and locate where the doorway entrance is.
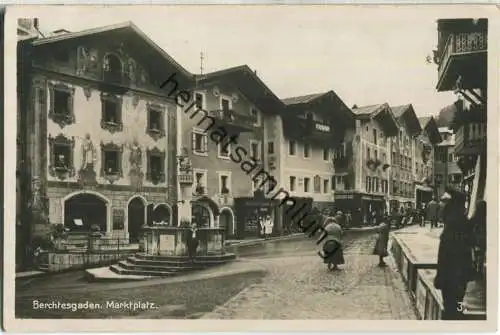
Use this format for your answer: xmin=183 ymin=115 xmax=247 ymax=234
xmin=128 ymin=197 xmax=146 ymax=243
xmin=219 ymin=208 xmax=234 ymax=237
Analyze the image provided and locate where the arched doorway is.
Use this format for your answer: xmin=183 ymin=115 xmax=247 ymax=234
xmin=64 ymin=192 xmax=108 ymax=232
xmin=192 ymin=204 xmax=212 ymax=228
xmin=127 ymin=196 xmax=146 ymax=243
xmin=219 ymin=207 xmax=235 ymax=237
xmin=191 ymin=196 xmax=219 ymax=228
xmin=153 ymin=204 xmax=172 ymax=225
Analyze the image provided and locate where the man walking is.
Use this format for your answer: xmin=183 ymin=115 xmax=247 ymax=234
xmin=426 ymin=196 xmax=440 ymax=229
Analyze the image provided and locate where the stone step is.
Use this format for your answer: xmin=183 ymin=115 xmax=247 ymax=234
xmin=109 ymin=264 xmax=178 ymax=277
xmin=118 ymin=260 xmax=195 ymax=273
xmin=134 ymin=253 xmax=236 ymax=263
xmin=127 ymin=256 xmax=231 ymax=268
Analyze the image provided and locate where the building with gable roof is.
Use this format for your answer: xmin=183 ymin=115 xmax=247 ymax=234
xmin=17 ymin=20 xmax=193 ymax=268
xmin=335 ymin=103 xmax=399 ymax=224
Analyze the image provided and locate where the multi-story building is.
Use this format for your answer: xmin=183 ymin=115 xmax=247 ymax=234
xmin=389 ymin=104 xmax=422 ymax=212
xmin=278 ymin=91 xmax=354 ymax=222
xmin=338 ymin=103 xmax=398 ymax=224
xmin=415 ymin=116 xmax=442 ymax=207
xmin=181 ymin=65 xmax=285 ymax=238
xmin=434 ymin=18 xmax=487 ymax=210
xmin=434 ymin=127 xmax=463 ymax=196
xmin=17 ymin=21 xmax=192 ymax=263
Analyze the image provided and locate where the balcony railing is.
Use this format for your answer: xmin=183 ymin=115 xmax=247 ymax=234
xmin=209 ymin=109 xmax=255 ymax=132
xmin=455 ymin=122 xmax=486 ymax=155
xmin=438 ymin=31 xmax=487 ymax=81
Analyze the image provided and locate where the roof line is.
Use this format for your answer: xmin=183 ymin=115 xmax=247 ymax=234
xmin=32 ymin=21 xmax=193 ymax=78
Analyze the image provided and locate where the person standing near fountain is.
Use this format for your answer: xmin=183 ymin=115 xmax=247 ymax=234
xmin=186 ymin=223 xmax=199 ymax=262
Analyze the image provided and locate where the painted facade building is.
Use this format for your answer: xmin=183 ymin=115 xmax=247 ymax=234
xmin=179 ymin=65 xmax=285 ymax=238
xmin=337 ymin=103 xmax=399 ymax=224
xmin=434 ymin=127 xmax=463 ymax=197
xmin=279 ymin=91 xmax=354 ymax=217
xmin=389 ymin=105 xmax=422 ymax=212
xmin=17 ymin=22 xmax=193 ymax=253
xmin=414 ymin=116 xmax=442 ymax=207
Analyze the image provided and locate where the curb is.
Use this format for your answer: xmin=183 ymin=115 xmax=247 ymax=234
xmin=225 ymin=233 xmax=304 ymax=247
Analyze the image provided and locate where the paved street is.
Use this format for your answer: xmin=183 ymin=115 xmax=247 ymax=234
xmin=16 ymin=231 xmax=417 ymax=319
xmin=206 ymin=231 xmax=417 ymax=319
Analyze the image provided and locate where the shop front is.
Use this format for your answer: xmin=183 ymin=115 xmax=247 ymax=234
xmin=334 ymin=191 xmax=386 ymax=226
xmin=415 ymin=184 xmax=434 ymax=211
xmin=234 ymin=191 xmax=279 ymax=239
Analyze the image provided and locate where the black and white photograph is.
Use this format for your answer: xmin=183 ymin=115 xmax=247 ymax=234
xmin=3 ymin=4 xmax=497 ymax=332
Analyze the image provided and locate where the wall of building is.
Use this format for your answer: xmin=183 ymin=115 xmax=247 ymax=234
xmin=183 ymin=83 xmax=266 ymax=210
xmin=281 ymin=110 xmax=336 ymax=207
xmin=389 ymin=121 xmax=415 ymax=204
xmin=435 ymin=131 xmax=462 ymax=196
xmin=356 ymin=118 xmax=391 ymax=196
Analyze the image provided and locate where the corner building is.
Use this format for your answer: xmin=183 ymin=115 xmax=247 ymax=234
xmin=17 ymin=22 xmax=192 ymax=247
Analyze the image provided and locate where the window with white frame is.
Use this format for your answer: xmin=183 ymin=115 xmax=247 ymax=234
xmin=323 ymin=147 xmax=329 ymax=161
xmin=289 ymin=176 xmax=296 ymax=192
xmin=218 ymin=172 xmax=231 ymax=194
xmin=250 ymin=140 xmax=260 ymax=161
xmin=303 ymin=177 xmax=310 ymax=193
xmin=288 ymin=140 xmax=297 ymax=156
xmin=303 ymin=142 xmax=311 ymax=158
xmin=250 ymin=108 xmax=261 ymax=126
xmin=194 ymin=92 xmax=206 ymax=110
xmin=217 ymin=142 xmax=231 ymax=159
xmin=193 ymin=169 xmax=208 ymax=195
xmin=192 ymin=129 xmax=208 ymax=155
xmin=323 ymin=179 xmax=329 ymax=194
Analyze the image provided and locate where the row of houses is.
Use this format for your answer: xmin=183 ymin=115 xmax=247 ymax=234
xmin=16 ymin=19 xmax=445 ymax=266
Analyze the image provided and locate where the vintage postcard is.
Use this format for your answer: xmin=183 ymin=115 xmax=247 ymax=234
xmin=3 ymin=4 xmax=498 ymax=332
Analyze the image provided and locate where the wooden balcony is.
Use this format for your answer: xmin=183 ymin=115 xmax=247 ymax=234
xmin=455 ymin=122 xmax=486 ymax=156
xmin=437 ymin=31 xmax=487 ymax=91
xmin=209 ymin=109 xmax=255 ymax=133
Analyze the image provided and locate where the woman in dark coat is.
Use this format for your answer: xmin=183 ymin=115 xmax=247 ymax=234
xmin=434 ymin=188 xmax=474 ymax=320
xmin=372 ymin=214 xmax=391 ymax=267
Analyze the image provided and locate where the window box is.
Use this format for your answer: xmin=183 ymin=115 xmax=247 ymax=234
xmin=100 ymin=93 xmax=123 ymax=133
xmin=48 ymin=134 xmax=75 ymax=180
xmin=100 ymin=141 xmax=124 ymax=184
xmin=146 ymin=103 xmax=166 ymax=141
xmin=146 ymin=147 xmax=166 ymax=185
xmin=48 ymin=83 xmax=75 ymax=128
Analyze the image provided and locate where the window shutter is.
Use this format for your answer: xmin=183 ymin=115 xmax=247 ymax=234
xmin=191 ymin=133 xmax=196 ymax=151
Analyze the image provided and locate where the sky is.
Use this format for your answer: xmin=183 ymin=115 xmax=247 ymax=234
xmin=29 ymin=5 xmax=460 ymax=117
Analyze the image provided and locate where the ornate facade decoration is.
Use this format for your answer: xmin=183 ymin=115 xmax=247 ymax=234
xmin=78 ymin=133 xmax=98 ymax=186
xmin=48 ymin=133 xmax=76 ymax=180
xmin=48 ymin=82 xmax=76 ymax=128
xmin=83 ymin=86 xmax=92 ymax=100
xmin=146 ymin=146 xmax=166 ymax=185
xmin=100 ymin=141 xmax=124 ymax=184
xmin=212 ymin=86 xmax=220 ymax=97
xmin=128 ymin=140 xmax=144 ymax=190
xmin=76 ymin=46 xmax=99 ymax=77
xmin=132 ymin=95 xmax=140 ymax=108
